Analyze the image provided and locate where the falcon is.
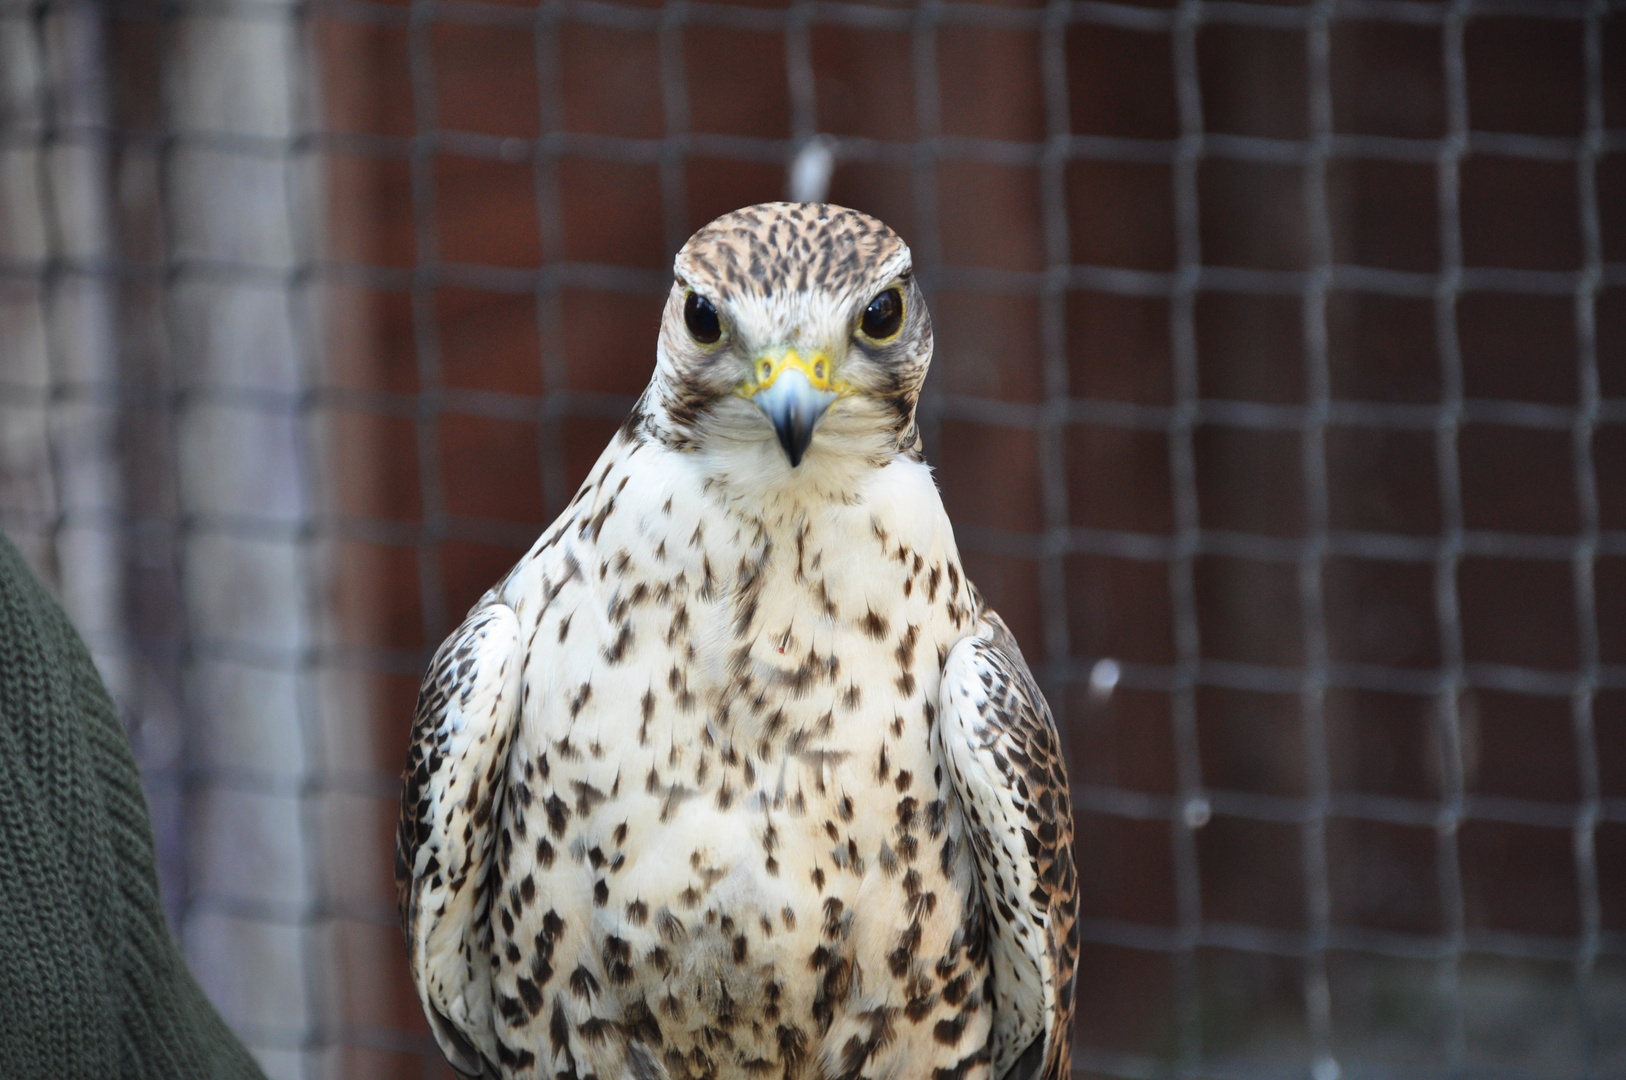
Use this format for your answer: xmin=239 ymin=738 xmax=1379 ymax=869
xmin=396 ymin=203 xmax=1079 ymax=1080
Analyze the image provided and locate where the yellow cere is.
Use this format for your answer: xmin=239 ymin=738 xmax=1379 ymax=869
xmin=734 ymin=348 xmax=854 ymax=399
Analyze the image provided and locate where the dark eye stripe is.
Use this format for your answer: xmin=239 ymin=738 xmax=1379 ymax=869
xmin=685 ymin=292 xmax=722 ymax=344
xmin=860 ymin=288 xmax=904 ymax=340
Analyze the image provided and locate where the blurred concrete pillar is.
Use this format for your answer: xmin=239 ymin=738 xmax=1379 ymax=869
xmin=5 ymin=3 xmax=399 ymax=1074
xmin=0 ymin=0 xmax=168 ymax=859
xmin=0 ymin=0 xmax=206 ymax=962
xmin=0 ymin=5 xmax=124 ymax=678
xmin=0 ymin=12 xmax=60 ymax=573
xmin=161 ymin=3 xmax=324 ymax=1077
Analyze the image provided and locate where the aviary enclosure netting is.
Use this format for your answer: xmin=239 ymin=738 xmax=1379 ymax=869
xmin=0 ymin=0 xmax=1622 ymax=1077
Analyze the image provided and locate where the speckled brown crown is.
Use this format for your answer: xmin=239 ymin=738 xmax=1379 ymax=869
xmin=675 ymin=202 xmax=909 ymax=301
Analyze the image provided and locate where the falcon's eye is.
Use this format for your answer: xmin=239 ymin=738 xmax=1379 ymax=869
xmin=684 ymin=292 xmax=722 ymax=345
xmin=858 ymin=288 xmax=904 ymax=341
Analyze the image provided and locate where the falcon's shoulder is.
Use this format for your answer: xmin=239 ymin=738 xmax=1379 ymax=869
xmin=935 ymin=602 xmax=1079 ymax=1080
xmin=396 ymin=601 xmax=525 ymax=1077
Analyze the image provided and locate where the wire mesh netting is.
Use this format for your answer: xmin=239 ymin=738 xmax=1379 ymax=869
xmin=0 ymin=0 xmax=1623 ymax=1077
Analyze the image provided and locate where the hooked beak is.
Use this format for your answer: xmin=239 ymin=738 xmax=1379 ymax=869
xmin=741 ymin=349 xmax=843 ymax=468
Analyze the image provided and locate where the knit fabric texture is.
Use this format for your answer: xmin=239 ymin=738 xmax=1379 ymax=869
xmin=0 ymin=532 xmax=269 ymax=1079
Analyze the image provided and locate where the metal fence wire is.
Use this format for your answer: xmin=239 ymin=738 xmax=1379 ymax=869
xmin=0 ymin=0 xmax=1622 ymax=1077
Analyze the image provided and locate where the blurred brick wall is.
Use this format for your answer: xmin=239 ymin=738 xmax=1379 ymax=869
xmin=312 ymin=2 xmax=1626 ymax=1078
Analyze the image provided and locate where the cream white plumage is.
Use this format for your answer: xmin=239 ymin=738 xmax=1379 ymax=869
xmin=397 ymin=203 xmax=1078 ymax=1080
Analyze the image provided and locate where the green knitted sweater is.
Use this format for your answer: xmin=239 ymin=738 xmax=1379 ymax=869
xmin=0 ymin=533 xmax=268 ymax=1079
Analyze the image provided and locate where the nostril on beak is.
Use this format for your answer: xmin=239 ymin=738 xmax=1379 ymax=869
xmin=751 ymin=367 xmax=835 ymax=468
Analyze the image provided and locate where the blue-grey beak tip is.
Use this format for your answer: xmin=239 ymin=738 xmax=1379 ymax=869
xmin=774 ymin=412 xmax=814 ymax=468
xmin=752 ymin=368 xmax=836 ymax=469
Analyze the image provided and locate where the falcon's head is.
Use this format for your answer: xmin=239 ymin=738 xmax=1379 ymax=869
xmin=640 ymin=203 xmax=931 ymax=490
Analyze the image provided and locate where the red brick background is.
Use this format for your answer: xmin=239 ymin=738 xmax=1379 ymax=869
xmin=309 ymin=2 xmax=1625 ymax=1076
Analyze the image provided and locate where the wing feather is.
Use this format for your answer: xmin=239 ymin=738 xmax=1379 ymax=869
xmin=936 ymin=609 xmax=1079 ymax=1080
xmin=396 ymin=603 xmax=524 ymax=1077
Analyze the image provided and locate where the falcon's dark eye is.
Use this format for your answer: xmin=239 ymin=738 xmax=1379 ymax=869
xmin=684 ymin=291 xmax=722 ymax=345
xmin=859 ymin=288 xmax=904 ymax=341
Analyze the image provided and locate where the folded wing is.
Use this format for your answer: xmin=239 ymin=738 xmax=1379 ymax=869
xmin=395 ymin=604 xmax=523 ymax=1077
xmin=936 ymin=610 xmax=1079 ymax=1080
